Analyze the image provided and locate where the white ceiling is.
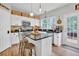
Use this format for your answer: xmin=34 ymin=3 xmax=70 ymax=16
xmin=10 ymin=3 xmax=68 ymax=16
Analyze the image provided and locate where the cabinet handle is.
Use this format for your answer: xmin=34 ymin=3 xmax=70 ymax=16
xmin=7 ymin=30 xmax=9 ymax=34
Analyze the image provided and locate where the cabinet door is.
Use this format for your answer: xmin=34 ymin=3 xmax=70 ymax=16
xmin=11 ymin=33 xmax=19 ymax=45
xmin=0 ymin=9 xmax=11 ymax=52
xmin=41 ymin=37 xmax=52 ymax=56
xmin=11 ymin=15 xmax=21 ymax=25
xmin=54 ymin=33 xmax=61 ymax=46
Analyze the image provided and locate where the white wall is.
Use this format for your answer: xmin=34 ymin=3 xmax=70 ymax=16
xmin=40 ymin=4 xmax=75 ymax=18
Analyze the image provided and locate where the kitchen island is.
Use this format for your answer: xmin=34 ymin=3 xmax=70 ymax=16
xmin=24 ymin=32 xmax=53 ymax=56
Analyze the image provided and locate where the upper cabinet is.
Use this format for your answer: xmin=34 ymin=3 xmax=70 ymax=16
xmin=11 ymin=15 xmax=40 ymax=26
xmin=11 ymin=15 xmax=23 ymax=25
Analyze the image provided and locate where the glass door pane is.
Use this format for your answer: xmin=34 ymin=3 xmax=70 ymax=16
xmin=67 ymin=16 xmax=77 ymax=44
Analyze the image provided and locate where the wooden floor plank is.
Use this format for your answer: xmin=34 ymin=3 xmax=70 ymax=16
xmin=0 ymin=44 xmax=79 ymax=56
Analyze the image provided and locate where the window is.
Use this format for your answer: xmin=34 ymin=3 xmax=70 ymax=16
xmin=41 ymin=16 xmax=55 ymax=29
xmin=67 ymin=16 xmax=77 ymax=40
xmin=41 ymin=18 xmax=48 ymax=29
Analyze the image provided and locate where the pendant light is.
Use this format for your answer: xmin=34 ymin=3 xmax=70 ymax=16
xmin=44 ymin=4 xmax=48 ymax=31
xmin=30 ymin=12 xmax=33 ymax=16
xmin=44 ymin=3 xmax=47 ymax=18
xmin=30 ymin=3 xmax=34 ymax=16
xmin=39 ymin=3 xmax=42 ymax=13
xmin=45 ymin=10 xmax=47 ymax=18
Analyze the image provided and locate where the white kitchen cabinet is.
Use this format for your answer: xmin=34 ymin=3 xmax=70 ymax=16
xmin=11 ymin=15 xmax=40 ymax=26
xmin=10 ymin=33 xmax=20 ymax=45
xmin=41 ymin=36 xmax=53 ymax=56
xmin=54 ymin=33 xmax=62 ymax=46
xmin=11 ymin=15 xmax=24 ymax=25
xmin=0 ymin=8 xmax=11 ymax=52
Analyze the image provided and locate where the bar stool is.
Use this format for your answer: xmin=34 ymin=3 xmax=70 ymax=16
xmin=25 ymin=43 xmax=36 ymax=56
xmin=19 ymin=38 xmax=28 ymax=56
xmin=19 ymin=37 xmax=36 ymax=56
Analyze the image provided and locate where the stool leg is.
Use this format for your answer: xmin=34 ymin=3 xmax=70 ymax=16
xmin=29 ymin=49 xmax=32 ymax=56
xmin=34 ymin=47 xmax=36 ymax=56
xmin=21 ymin=47 xmax=25 ymax=56
xmin=23 ymin=48 xmax=26 ymax=56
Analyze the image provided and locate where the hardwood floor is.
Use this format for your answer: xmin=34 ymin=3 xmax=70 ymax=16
xmin=0 ymin=44 xmax=79 ymax=56
xmin=0 ymin=44 xmax=19 ymax=56
xmin=52 ymin=46 xmax=79 ymax=56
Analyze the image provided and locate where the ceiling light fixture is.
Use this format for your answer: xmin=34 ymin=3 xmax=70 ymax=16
xmin=45 ymin=11 xmax=47 ymax=18
xmin=44 ymin=4 xmax=47 ymax=18
xmin=39 ymin=3 xmax=42 ymax=13
xmin=30 ymin=12 xmax=33 ymax=16
xmin=30 ymin=3 xmax=34 ymax=16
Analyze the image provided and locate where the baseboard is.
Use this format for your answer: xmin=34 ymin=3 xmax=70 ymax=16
xmin=0 ymin=47 xmax=10 ymax=54
xmin=62 ymin=44 xmax=79 ymax=50
xmin=63 ymin=44 xmax=79 ymax=53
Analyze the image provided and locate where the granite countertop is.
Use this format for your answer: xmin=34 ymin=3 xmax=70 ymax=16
xmin=25 ymin=32 xmax=53 ymax=41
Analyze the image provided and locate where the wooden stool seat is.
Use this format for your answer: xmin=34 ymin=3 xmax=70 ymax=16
xmin=19 ymin=40 xmax=36 ymax=56
xmin=19 ymin=37 xmax=36 ymax=56
xmin=25 ymin=43 xmax=36 ymax=56
xmin=25 ymin=43 xmax=35 ymax=49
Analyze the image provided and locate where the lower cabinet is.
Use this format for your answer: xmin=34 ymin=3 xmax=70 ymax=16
xmin=54 ymin=33 xmax=62 ymax=46
xmin=26 ymin=36 xmax=53 ymax=56
xmin=10 ymin=33 xmax=19 ymax=45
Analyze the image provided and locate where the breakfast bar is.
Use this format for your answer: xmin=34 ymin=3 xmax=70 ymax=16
xmin=25 ymin=32 xmax=53 ymax=56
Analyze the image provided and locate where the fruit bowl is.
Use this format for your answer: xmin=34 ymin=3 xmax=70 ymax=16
xmin=31 ymin=31 xmax=40 ymax=36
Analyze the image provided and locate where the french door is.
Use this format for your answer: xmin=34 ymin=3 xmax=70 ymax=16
xmin=63 ymin=14 xmax=79 ymax=48
xmin=67 ymin=16 xmax=77 ymax=44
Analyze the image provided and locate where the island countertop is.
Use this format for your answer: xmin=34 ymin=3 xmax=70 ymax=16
xmin=23 ymin=32 xmax=53 ymax=41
